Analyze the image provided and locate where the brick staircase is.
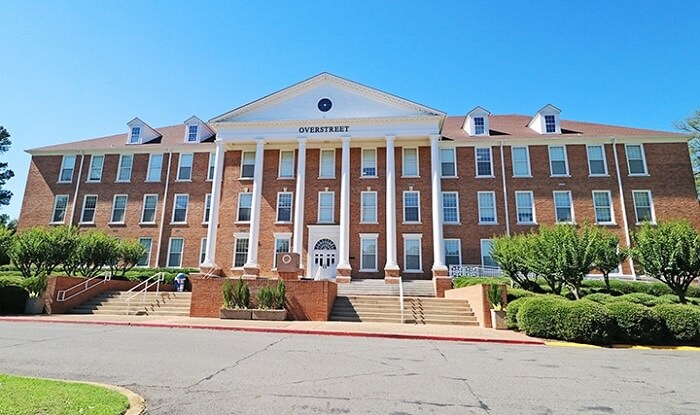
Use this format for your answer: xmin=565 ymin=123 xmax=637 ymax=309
xmin=71 ymin=291 xmax=191 ymax=316
xmin=336 ymin=279 xmax=436 ymax=297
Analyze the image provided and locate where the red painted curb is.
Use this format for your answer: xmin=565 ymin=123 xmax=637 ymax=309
xmin=0 ymin=317 xmax=545 ymax=346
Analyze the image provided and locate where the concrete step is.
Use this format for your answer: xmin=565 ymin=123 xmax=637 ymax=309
xmin=70 ymin=290 xmax=192 ymax=316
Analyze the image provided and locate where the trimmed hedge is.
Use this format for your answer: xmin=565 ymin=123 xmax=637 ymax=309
xmin=558 ymin=300 xmax=614 ymax=345
xmin=583 ymin=293 xmax=615 ymax=304
xmin=516 ymin=296 xmax=568 ymax=339
xmin=654 ymin=304 xmax=700 ymax=343
xmin=0 ymin=285 xmax=28 ymax=314
xmin=453 ymin=277 xmax=510 ymax=289
xmin=607 ymin=302 xmax=665 ymax=344
xmin=505 ymin=297 xmax=529 ymax=329
xmin=506 ymin=287 xmax=536 ymax=303
xmin=610 ymin=293 xmax=659 ymax=307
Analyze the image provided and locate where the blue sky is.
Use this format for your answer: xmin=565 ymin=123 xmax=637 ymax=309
xmin=1 ymin=1 xmax=699 ymax=220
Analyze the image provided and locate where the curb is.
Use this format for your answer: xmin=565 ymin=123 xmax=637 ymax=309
xmin=545 ymin=340 xmax=700 ymax=351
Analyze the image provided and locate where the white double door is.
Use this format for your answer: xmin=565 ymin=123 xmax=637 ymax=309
xmin=307 ymin=225 xmax=340 ymax=280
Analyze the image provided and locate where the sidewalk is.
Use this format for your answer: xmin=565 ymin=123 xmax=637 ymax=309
xmin=0 ymin=314 xmax=544 ymax=346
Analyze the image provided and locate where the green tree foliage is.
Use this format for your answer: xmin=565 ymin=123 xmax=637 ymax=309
xmin=0 ymin=126 xmax=14 ymax=207
xmin=9 ymin=227 xmax=54 ymax=280
xmin=525 ymin=226 xmax=566 ymax=295
xmin=490 ymin=234 xmax=540 ymax=291
xmin=0 ymin=226 xmax=13 ymax=266
xmin=111 ymin=239 xmax=147 ymax=278
xmin=676 ymin=110 xmax=700 ymax=196
xmin=594 ymin=231 xmax=628 ymax=292
xmin=74 ymin=230 xmax=120 ymax=278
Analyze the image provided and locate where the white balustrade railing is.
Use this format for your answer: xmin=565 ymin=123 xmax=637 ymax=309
xmin=56 ymin=272 xmax=112 ymax=302
xmin=125 ymin=272 xmax=164 ymax=315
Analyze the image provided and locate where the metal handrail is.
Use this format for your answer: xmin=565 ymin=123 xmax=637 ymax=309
xmin=313 ymin=266 xmax=322 ymax=281
xmin=125 ymin=272 xmax=164 ymax=315
xmin=57 ymin=272 xmax=112 ymax=302
xmin=203 ymin=265 xmax=218 ymax=279
xmin=398 ymin=276 xmax=405 ymax=324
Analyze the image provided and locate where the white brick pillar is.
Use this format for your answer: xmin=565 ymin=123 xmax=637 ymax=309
xmin=292 ymin=137 xmax=307 ymax=272
xmin=201 ymin=141 xmax=225 ymax=269
xmin=384 ymin=135 xmax=400 ymax=282
xmin=336 ymin=136 xmax=352 ymax=282
xmin=244 ymin=138 xmax=265 ymax=276
xmin=430 ymin=134 xmax=448 ymax=278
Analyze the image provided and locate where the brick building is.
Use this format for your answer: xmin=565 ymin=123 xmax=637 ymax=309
xmin=18 ymin=73 xmax=700 ymax=281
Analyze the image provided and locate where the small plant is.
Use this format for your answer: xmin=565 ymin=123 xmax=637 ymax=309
xmin=255 ymin=285 xmax=274 ymax=310
xmin=222 ymin=278 xmax=250 ymax=309
xmin=487 ymin=284 xmax=503 ymax=310
xmin=272 ymin=280 xmax=286 ymax=310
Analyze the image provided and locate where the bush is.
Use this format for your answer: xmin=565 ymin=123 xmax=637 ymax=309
xmin=610 ymin=293 xmax=659 ymax=307
xmin=516 ymin=296 xmax=568 ymax=339
xmin=0 ymin=285 xmax=29 ymax=314
xmin=505 ymin=297 xmax=529 ymax=329
xmin=272 ymin=280 xmax=286 ymax=310
xmin=654 ymin=294 xmax=681 ymax=306
xmin=558 ymin=300 xmax=614 ymax=345
xmin=654 ymin=304 xmax=700 ymax=343
xmin=607 ymin=302 xmax=665 ymax=344
xmin=222 ymin=279 xmax=250 ymax=309
xmin=507 ymin=287 xmax=536 ymax=303
xmin=452 ymin=277 xmax=509 ymax=289
xmin=487 ymin=284 xmax=503 ymax=310
xmin=584 ymin=293 xmax=616 ymax=304
xmin=255 ymin=285 xmax=274 ymax=309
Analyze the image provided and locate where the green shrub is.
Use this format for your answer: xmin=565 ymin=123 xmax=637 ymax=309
xmin=654 ymin=304 xmax=700 ymax=343
xmin=607 ymin=302 xmax=665 ymax=344
xmin=583 ymin=293 xmax=615 ymax=304
xmin=505 ymin=297 xmax=529 ymax=329
xmin=654 ymin=295 xmax=681 ymax=306
xmin=0 ymin=285 xmax=29 ymax=314
xmin=517 ymin=296 xmax=568 ymax=339
xmin=687 ymin=285 xmax=700 ymax=298
xmin=610 ymin=293 xmax=658 ymax=307
xmin=0 ymin=275 xmax=23 ymax=287
xmin=558 ymin=300 xmax=614 ymax=345
xmin=507 ymin=287 xmax=536 ymax=303
xmin=272 ymin=280 xmax=286 ymax=310
xmin=487 ymin=284 xmax=504 ymax=310
xmin=255 ymin=285 xmax=275 ymax=309
xmin=222 ymin=279 xmax=250 ymax=309
xmin=452 ymin=277 xmax=509 ymax=289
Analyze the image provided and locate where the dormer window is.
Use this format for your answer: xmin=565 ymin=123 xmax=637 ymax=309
xmin=528 ymin=105 xmax=561 ymax=134
xmin=545 ymin=115 xmax=556 ymax=133
xmin=464 ymin=107 xmax=491 ymax=136
xmin=129 ymin=126 xmax=141 ymax=144
xmin=187 ymin=125 xmax=198 ymax=142
xmin=474 ymin=117 xmax=485 ymax=135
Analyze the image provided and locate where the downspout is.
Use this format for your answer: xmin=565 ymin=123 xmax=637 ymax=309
xmin=69 ymin=151 xmax=85 ymax=226
xmin=155 ymin=149 xmax=173 ymax=267
xmin=612 ymin=139 xmax=636 ymax=280
xmin=499 ymin=140 xmax=510 ymax=236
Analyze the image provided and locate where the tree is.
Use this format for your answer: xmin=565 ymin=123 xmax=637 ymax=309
xmin=677 ymin=110 xmax=700 ymax=196
xmin=74 ymin=230 xmax=119 ymax=277
xmin=594 ymin=232 xmax=628 ymax=292
xmin=0 ymin=126 xmax=15 ymax=207
xmin=490 ymin=234 xmax=541 ymax=292
xmin=110 ymin=239 xmax=147 ymax=278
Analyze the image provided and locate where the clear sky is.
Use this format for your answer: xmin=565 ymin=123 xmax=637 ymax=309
xmin=1 ymin=1 xmax=699 ymax=220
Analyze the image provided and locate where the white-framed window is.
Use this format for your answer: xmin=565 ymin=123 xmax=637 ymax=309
xmin=359 ymin=234 xmax=378 ymax=272
xmin=478 ymin=191 xmax=497 ymax=224
xmin=241 ymin=151 xmax=255 ymax=179
xmin=276 ymin=192 xmax=293 ymax=223
xmin=58 ymin=155 xmax=76 ymax=183
xmin=129 ymin=126 xmax=141 ymax=144
xmin=167 ymin=238 xmax=184 ymax=268
xmin=592 ymin=190 xmax=614 ymax=224
xmin=403 ymin=234 xmax=422 ymax=272
xmin=474 ymin=117 xmax=485 ymax=135
xmin=110 ymin=194 xmax=128 ymax=224
xmin=360 ymin=191 xmax=377 ymax=223
xmin=141 ymin=194 xmax=158 ymax=224
xmin=318 ymin=191 xmax=334 ymax=223
xmin=272 ymin=234 xmax=291 ymax=269
xmin=80 ymin=195 xmax=98 ymax=224
xmin=117 ymin=154 xmax=133 ymax=182
xmin=475 ymin=147 xmax=493 ymax=177
xmin=511 ymin=146 xmax=531 ymax=177
xmin=625 ymin=144 xmax=648 ymax=175
xmin=444 ymin=239 xmax=462 ymax=266
xmin=632 ymin=190 xmax=655 ymax=223
xmin=361 ymin=148 xmax=377 ymax=177
xmin=548 ymin=145 xmax=569 ymax=176
xmin=587 ymin=145 xmax=608 ymax=176
xmin=402 ymin=147 xmax=419 ymax=177
xmin=187 ymin=125 xmax=198 ymax=143
xmin=553 ymin=191 xmax=574 ymax=223
xmin=279 ymin=150 xmax=295 ymax=178
xmin=87 ymin=155 xmax=104 ymax=182
xmin=442 ymin=192 xmax=459 ymax=224
xmin=200 ymin=238 xmax=207 ymax=264
xmin=171 ymin=194 xmax=189 ymax=224
xmin=51 ymin=195 xmax=69 ymax=223
xmin=319 ymin=149 xmax=335 ymax=178
xmin=137 ymin=238 xmax=152 ymax=267
xmin=146 ymin=154 xmax=163 ymax=182
xmin=481 ymin=239 xmax=497 ymax=267
xmin=544 ymin=115 xmax=557 ymax=133
xmin=233 ymin=234 xmax=249 ymax=268
xmin=177 ymin=153 xmax=193 ymax=181
xmin=515 ymin=191 xmax=536 ymax=224
xmin=237 ymin=193 xmax=252 ymax=222
xmin=403 ymin=191 xmax=420 ymax=223
xmin=203 ymin=193 xmax=212 ymax=224
xmin=207 ymin=152 xmax=215 ymax=181
xmin=440 ymin=148 xmax=456 ymax=177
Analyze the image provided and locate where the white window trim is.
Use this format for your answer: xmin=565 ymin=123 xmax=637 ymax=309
xmin=440 ymin=147 xmax=458 ymax=178
xmin=87 ymin=155 xmax=104 ymax=183
xmin=477 ymin=191 xmax=498 ymax=225
xmin=632 ymin=190 xmax=656 ymax=224
xmin=237 ymin=192 xmax=253 ymax=223
xmin=166 ymin=237 xmax=184 ymax=268
xmin=402 ymin=234 xmax=423 ymax=273
xmin=548 ymin=145 xmax=570 ymax=177
xmin=625 ymin=143 xmax=650 ymax=176
xmin=317 ymin=191 xmax=335 ymax=223
xmin=128 ymin=126 xmax=142 ymax=145
xmin=109 ymin=194 xmax=128 ymax=225
xmin=240 ymin=151 xmax=256 ymax=180
xmin=207 ymin=152 xmax=215 ymax=181
xmin=473 ymin=116 xmax=487 ymax=136
xmin=271 ymin=232 xmax=293 ymax=270
xmin=171 ymin=193 xmax=189 ymax=224
xmin=359 ymin=233 xmax=379 ymax=272
xmin=186 ymin=124 xmax=199 ymax=143
xmin=278 ymin=150 xmax=295 ymax=179
xmin=116 ymin=154 xmax=133 ymax=183
xmin=441 ymin=191 xmax=460 ymax=224
xmin=475 ymin=147 xmax=495 ymax=178
xmin=232 ymin=233 xmax=250 ymax=269
xmin=592 ymin=190 xmax=616 ymax=225
xmin=480 ymin=239 xmax=496 ymax=267
xmin=137 ymin=237 xmax=152 ymax=267
xmin=50 ymin=195 xmax=69 ymax=224
xmin=360 ymin=191 xmax=378 ymax=224
xmin=586 ymin=144 xmax=609 ymax=177
xmin=146 ymin=153 xmax=163 ymax=183
xmin=553 ymin=190 xmax=575 ymax=224
xmin=319 ymin=149 xmax=336 ymax=179
xmin=176 ymin=153 xmax=193 ymax=182
xmin=276 ymin=191 xmax=294 ymax=223
xmin=514 ymin=191 xmax=537 ymax=225
xmin=203 ymin=193 xmax=212 ymax=224
xmin=402 ymin=147 xmax=419 ymax=178
xmin=361 ymin=148 xmax=378 ymax=178
xmin=543 ymin=114 xmax=559 ymax=134
xmin=58 ymin=155 xmax=76 ymax=183
xmin=79 ymin=194 xmax=98 ymax=225
xmin=443 ymin=238 xmax=462 ymax=266
xmin=140 ymin=194 xmax=158 ymax=225
xmin=511 ymin=146 xmax=532 ymax=177
xmin=199 ymin=238 xmax=207 ymax=265
xmin=402 ymin=190 xmax=421 ymax=224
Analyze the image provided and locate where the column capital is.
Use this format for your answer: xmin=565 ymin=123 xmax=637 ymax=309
xmin=215 ymin=140 xmax=226 ymax=151
xmin=429 ymin=134 xmax=441 ymax=143
xmin=385 ymin=135 xmax=396 ymax=143
xmin=341 ymin=135 xmax=351 ymax=144
xmin=254 ymin=138 xmax=266 ymax=148
xmin=297 ymin=137 xmax=307 ymax=145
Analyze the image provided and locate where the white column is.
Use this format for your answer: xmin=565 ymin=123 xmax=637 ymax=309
xmin=430 ymin=134 xmax=447 ymax=272
xmin=244 ymin=139 xmax=265 ymax=270
xmin=384 ymin=135 xmax=399 ymax=272
xmin=202 ymin=141 xmax=226 ymax=267
xmin=292 ymin=138 xmax=307 ymax=270
xmin=337 ymin=136 xmax=351 ymax=270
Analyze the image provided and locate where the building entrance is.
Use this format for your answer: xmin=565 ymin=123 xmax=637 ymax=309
xmin=311 ymin=238 xmax=337 ymax=280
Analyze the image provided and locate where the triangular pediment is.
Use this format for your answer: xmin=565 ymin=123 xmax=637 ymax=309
xmin=210 ymin=73 xmax=444 ymax=124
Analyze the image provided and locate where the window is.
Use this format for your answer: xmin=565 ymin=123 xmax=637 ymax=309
xmin=147 ymin=154 xmax=163 ymax=182
xmin=403 ymin=191 xmax=420 ymax=223
xmin=203 ymin=194 xmax=212 ymax=223
xmin=272 ymin=235 xmax=291 ymax=268
xmin=276 ymin=192 xmax=293 ymax=222
xmin=187 ymin=125 xmax=198 ymax=142
xmin=279 ymin=150 xmax=294 ymax=178
xmin=177 ymin=153 xmax=193 ymax=181
xmin=549 ymin=146 xmax=569 ymax=176
xmin=475 ymin=148 xmax=493 ymax=177
xmin=361 ymin=149 xmax=377 ymax=177
xmin=80 ymin=195 xmax=97 ymax=224
xmin=403 ymin=236 xmax=422 ymax=272
xmin=587 ymin=145 xmax=608 ymax=176
xmin=200 ymin=238 xmax=207 ymax=264
xmin=511 ymin=147 xmax=531 ymax=177
xmin=207 ymin=152 xmax=215 ymax=181
xmin=59 ymin=155 xmax=76 ymax=182
xmin=360 ymin=235 xmax=378 ymax=271
xmin=478 ymin=191 xmax=497 ymax=224
xmin=592 ymin=191 xmax=614 ymax=224
xmin=141 ymin=194 xmax=158 ymax=224
xmin=474 ymin=117 xmax=485 ymax=135
xmin=117 ymin=154 xmax=133 ymax=182
xmin=515 ymin=191 xmax=535 ymax=224
xmin=440 ymin=148 xmax=456 ymax=177
xmin=233 ymin=235 xmax=249 ymax=268
xmin=625 ymin=144 xmax=648 ymax=175
xmin=167 ymin=238 xmax=184 ymax=267
xmin=129 ymin=126 xmax=141 ymax=144
xmin=444 ymin=239 xmax=462 ymax=266
xmin=51 ymin=195 xmax=69 ymax=223
xmin=172 ymin=194 xmax=189 ymax=224
xmin=319 ymin=149 xmax=335 ymax=178
xmin=544 ymin=115 xmax=557 ymax=133
xmin=318 ymin=192 xmax=334 ymax=223
xmin=632 ymin=190 xmax=655 ymax=223
xmin=137 ymin=238 xmax=152 ymax=267
xmin=88 ymin=155 xmax=104 ymax=182
xmin=553 ymin=191 xmax=573 ymax=223
xmin=442 ymin=192 xmax=459 ymax=224
xmin=241 ymin=151 xmax=255 ymax=178
xmin=237 ymin=193 xmax=253 ymax=222
xmin=481 ymin=239 xmax=497 ymax=267
xmin=360 ymin=191 xmax=377 ymax=223
xmin=110 ymin=195 xmax=128 ymax=224
xmin=402 ymin=148 xmax=418 ymax=177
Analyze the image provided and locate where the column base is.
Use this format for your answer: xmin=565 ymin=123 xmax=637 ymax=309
xmin=384 ymin=276 xmax=400 ymax=284
xmin=335 ymin=266 xmax=352 ymax=283
xmin=432 ymin=265 xmax=451 ymax=298
xmin=243 ymin=266 xmax=260 ymax=280
xmin=198 ymin=265 xmax=222 ymax=277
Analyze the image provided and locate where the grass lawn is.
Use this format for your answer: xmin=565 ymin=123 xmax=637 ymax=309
xmin=0 ymin=374 xmax=129 ymax=415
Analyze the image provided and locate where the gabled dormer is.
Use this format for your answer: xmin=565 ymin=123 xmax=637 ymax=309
xmin=126 ymin=118 xmax=161 ymax=144
xmin=528 ymin=104 xmax=561 ymax=134
xmin=183 ymin=116 xmax=215 ymax=143
xmin=463 ymin=106 xmax=491 ymax=136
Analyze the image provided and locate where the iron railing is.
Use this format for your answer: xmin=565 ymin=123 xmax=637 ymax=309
xmin=56 ymin=272 xmax=112 ymax=302
xmin=125 ymin=272 xmax=164 ymax=315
